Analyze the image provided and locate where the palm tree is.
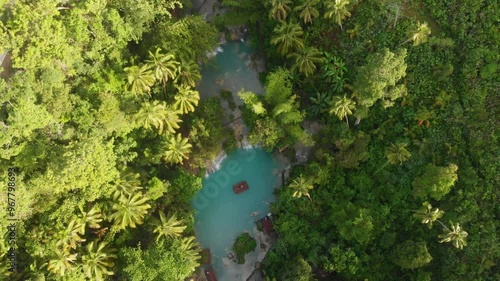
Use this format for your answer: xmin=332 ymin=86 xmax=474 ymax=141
xmin=163 ymin=133 xmax=192 ymax=164
xmin=438 ymin=222 xmax=468 ymax=249
xmin=146 ymin=48 xmax=179 ymax=89
xmin=413 ymin=202 xmax=444 ymax=229
xmin=178 ymin=236 xmax=201 ymax=261
xmin=112 ymin=170 xmax=142 ymax=199
xmin=385 ymin=142 xmax=411 ymax=165
xmin=56 ymin=220 xmax=86 ymax=250
xmin=163 ymin=105 xmax=183 ymax=134
xmin=175 ymin=59 xmax=201 ymax=87
xmin=324 ymin=0 xmax=352 ymax=31
xmin=329 ymin=95 xmax=356 ymax=128
xmin=288 ymin=46 xmax=324 ymax=77
xmin=294 ymin=0 xmax=320 ymax=24
xmin=408 ymin=21 xmax=431 ymax=46
xmin=46 ymin=248 xmax=78 ymax=276
xmin=309 ymin=92 xmax=333 ymax=117
xmin=289 ymin=174 xmax=314 ymax=201
xmin=124 ymin=64 xmax=156 ymax=96
xmin=109 ymin=193 xmax=151 ymax=229
xmin=174 ymin=85 xmax=200 ymax=114
xmin=153 ymin=212 xmax=187 ymax=242
xmin=135 ymin=101 xmax=181 ymax=134
xmin=81 ymin=241 xmax=117 ymax=281
xmin=268 ymin=0 xmax=292 ymax=21
xmin=76 ymin=205 xmax=103 ymax=233
xmin=271 ymin=22 xmax=304 ymax=55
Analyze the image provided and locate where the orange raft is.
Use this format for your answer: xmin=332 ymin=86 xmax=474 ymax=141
xmin=233 ymin=181 xmax=249 ymax=194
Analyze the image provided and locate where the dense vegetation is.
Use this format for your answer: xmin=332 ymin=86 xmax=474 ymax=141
xmin=223 ymin=0 xmax=498 ymax=280
xmin=0 ymin=1 xmax=226 ymax=280
xmin=1 ymin=0 xmax=498 ymax=281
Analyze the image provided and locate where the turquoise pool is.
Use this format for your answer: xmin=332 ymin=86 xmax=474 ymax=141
xmin=192 ymin=148 xmax=278 ymax=280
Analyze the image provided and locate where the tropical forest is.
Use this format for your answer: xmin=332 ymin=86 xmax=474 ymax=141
xmin=0 ymin=0 xmax=498 ymax=281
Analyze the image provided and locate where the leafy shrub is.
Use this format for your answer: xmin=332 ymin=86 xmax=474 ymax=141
xmin=232 ymin=232 xmax=256 ymax=264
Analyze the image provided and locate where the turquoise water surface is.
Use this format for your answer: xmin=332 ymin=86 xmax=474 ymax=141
xmin=197 ymin=39 xmax=264 ymax=101
xmin=192 ymin=148 xmax=278 ymax=280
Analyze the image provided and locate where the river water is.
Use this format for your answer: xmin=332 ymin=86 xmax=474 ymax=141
xmin=192 ymin=32 xmax=278 ymax=280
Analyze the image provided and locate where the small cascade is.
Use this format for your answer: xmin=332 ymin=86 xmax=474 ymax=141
xmin=213 ymin=150 xmax=227 ymax=170
xmin=241 ymin=136 xmax=254 ymax=150
xmin=206 ymin=46 xmax=224 ymax=59
xmin=205 ymin=150 xmax=227 ymax=176
xmin=295 ymin=146 xmax=308 ymax=163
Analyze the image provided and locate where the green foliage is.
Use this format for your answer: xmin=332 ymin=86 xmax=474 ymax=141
xmin=271 ymin=22 xmax=304 ymax=55
xmin=353 ymin=48 xmax=408 ymax=109
xmin=240 ymin=68 xmax=311 ymax=150
xmin=294 ymin=0 xmax=320 ymax=24
xmin=280 ymin=256 xmax=316 ymax=281
xmin=324 ymin=0 xmax=352 ymax=30
xmin=268 ymin=0 xmax=292 ymax=22
xmin=438 ymin=222 xmax=468 ymax=250
xmin=109 ymin=193 xmax=151 ymax=229
xmin=232 ymin=233 xmax=257 ymax=264
xmin=413 ymin=202 xmax=444 ymax=229
xmin=162 ymin=133 xmax=192 ymax=164
xmin=153 ymin=212 xmax=187 ymax=242
xmin=81 ymin=241 xmax=116 ymax=281
xmin=120 ymin=239 xmax=199 ymax=281
xmin=124 ymin=64 xmax=156 ymax=96
xmin=289 ymin=174 xmax=314 ymax=201
xmin=385 ymin=142 xmax=412 ymax=165
xmin=412 ymin=163 xmax=458 ymax=200
xmin=392 ymin=240 xmax=432 ymax=269
xmin=322 ymin=245 xmax=359 ymax=274
xmin=288 ymin=46 xmax=324 ymax=77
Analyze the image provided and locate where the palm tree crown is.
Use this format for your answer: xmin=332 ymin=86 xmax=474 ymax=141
xmin=56 ymin=220 xmax=86 ymax=250
xmin=268 ymin=0 xmax=292 ymax=21
xmin=135 ymin=101 xmax=182 ymax=134
xmin=329 ymin=95 xmax=356 ymax=127
xmin=124 ymin=64 xmax=156 ymax=96
xmin=294 ymin=0 xmax=320 ymax=24
xmin=288 ymin=46 xmax=324 ymax=77
xmin=174 ymin=85 xmax=200 ymax=114
xmin=146 ymin=48 xmax=179 ymax=87
xmin=81 ymin=241 xmax=117 ymax=281
xmin=112 ymin=171 xmax=142 ymax=199
xmin=163 ymin=133 xmax=192 ymax=164
xmin=385 ymin=142 xmax=411 ymax=165
xmin=271 ymin=22 xmax=304 ymax=55
xmin=413 ymin=202 xmax=444 ymax=229
xmin=410 ymin=22 xmax=431 ymax=46
xmin=153 ymin=212 xmax=187 ymax=242
xmin=438 ymin=222 xmax=468 ymax=249
xmin=324 ymin=0 xmax=352 ymax=30
xmin=46 ymin=248 xmax=78 ymax=276
xmin=109 ymin=193 xmax=151 ymax=229
xmin=289 ymin=174 xmax=314 ymax=201
xmin=175 ymin=59 xmax=201 ymax=87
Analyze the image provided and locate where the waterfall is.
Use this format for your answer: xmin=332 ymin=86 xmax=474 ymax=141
xmin=241 ymin=136 xmax=254 ymax=150
xmin=295 ymin=146 xmax=308 ymax=162
xmin=206 ymin=46 xmax=224 ymax=59
xmin=205 ymin=150 xmax=227 ymax=176
xmin=213 ymin=150 xmax=227 ymax=170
